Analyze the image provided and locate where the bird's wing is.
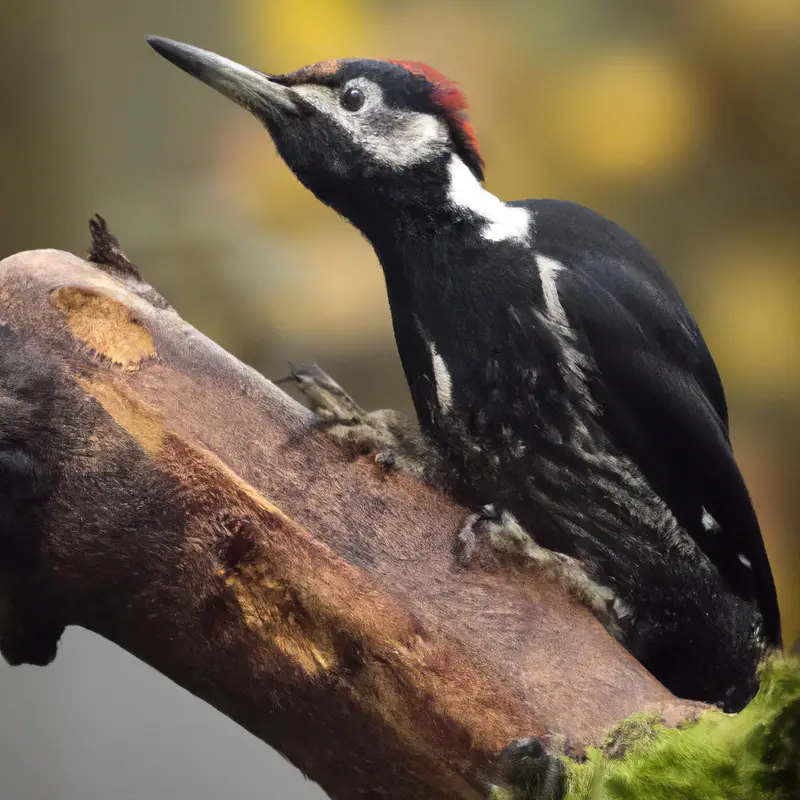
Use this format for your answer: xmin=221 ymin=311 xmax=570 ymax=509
xmin=522 ymin=199 xmax=781 ymax=643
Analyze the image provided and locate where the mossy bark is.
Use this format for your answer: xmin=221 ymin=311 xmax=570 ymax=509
xmin=489 ymin=655 xmax=799 ymax=799
xmin=572 ymin=655 xmax=799 ymax=799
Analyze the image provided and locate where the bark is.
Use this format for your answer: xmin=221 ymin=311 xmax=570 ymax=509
xmin=0 ymin=227 xmax=704 ymax=799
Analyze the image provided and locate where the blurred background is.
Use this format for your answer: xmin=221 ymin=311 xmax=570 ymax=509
xmin=1 ymin=0 xmax=798 ymax=797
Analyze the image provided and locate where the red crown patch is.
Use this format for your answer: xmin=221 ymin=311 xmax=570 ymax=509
xmin=389 ymin=61 xmax=482 ymax=174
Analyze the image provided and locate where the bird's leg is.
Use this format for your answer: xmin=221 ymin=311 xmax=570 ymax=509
xmin=456 ymin=506 xmax=624 ymax=642
xmin=275 ymin=363 xmax=438 ymax=478
xmin=486 ymin=735 xmax=566 ymax=800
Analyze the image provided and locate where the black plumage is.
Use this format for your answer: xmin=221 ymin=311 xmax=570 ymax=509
xmin=148 ymin=38 xmax=781 ymax=710
xmin=372 ymin=198 xmax=780 ymax=708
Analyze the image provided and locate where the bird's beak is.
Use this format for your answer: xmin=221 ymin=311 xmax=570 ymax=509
xmin=146 ymin=36 xmax=299 ymax=116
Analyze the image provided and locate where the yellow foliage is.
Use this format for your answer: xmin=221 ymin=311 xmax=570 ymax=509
xmin=692 ymin=0 xmax=800 ymax=40
xmin=697 ymin=241 xmax=800 ymax=398
xmin=240 ymin=0 xmax=370 ymax=70
xmin=544 ymin=47 xmax=707 ymax=182
xmin=258 ymin=224 xmax=393 ymax=349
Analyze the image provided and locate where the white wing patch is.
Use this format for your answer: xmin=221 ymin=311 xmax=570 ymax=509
xmin=447 ymin=155 xmax=530 ymax=243
xmin=427 ymin=340 xmax=453 ymax=413
xmin=536 ymin=253 xmax=568 ymax=326
xmin=535 ymin=253 xmax=596 ymax=411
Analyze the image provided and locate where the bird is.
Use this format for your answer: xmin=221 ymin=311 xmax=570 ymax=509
xmin=147 ymin=36 xmax=781 ymax=711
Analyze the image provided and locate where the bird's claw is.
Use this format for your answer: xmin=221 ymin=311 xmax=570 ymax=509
xmin=454 ymin=506 xmax=624 ymax=641
xmin=275 ymin=362 xmax=367 ymax=426
xmin=275 ymin=362 xmax=433 ymax=479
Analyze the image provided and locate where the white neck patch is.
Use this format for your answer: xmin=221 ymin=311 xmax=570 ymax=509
xmin=446 ymin=155 xmax=530 ymax=244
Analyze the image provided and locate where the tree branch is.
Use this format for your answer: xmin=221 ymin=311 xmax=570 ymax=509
xmin=0 ymin=231 xmax=722 ymax=798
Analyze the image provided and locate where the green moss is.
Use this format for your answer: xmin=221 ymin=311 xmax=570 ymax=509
xmin=599 ymin=711 xmax=664 ymax=760
xmin=563 ymin=654 xmax=800 ymax=800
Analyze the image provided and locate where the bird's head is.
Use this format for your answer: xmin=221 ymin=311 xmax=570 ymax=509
xmin=147 ymin=37 xmax=483 ymax=231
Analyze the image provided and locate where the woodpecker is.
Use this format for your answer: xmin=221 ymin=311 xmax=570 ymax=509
xmin=148 ymin=37 xmax=781 ymax=711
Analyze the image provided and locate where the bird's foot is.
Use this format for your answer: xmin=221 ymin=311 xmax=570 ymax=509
xmin=275 ymin=362 xmax=367 ymax=425
xmin=456 ymin=506 xmax=623 ymax=641
xmin=486 ymin=736 xmax=566 ymax=800
xmin=275 ymin=363 xmax=437 ymax=478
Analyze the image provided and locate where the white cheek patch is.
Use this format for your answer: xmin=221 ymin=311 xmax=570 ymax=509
xmin=376 ymin=113 xmax=447 ymax=166
xmin=292 ymin=79 xmax=449 ymax=168
xmin=446 ymin=155 xmax=530 ymax=243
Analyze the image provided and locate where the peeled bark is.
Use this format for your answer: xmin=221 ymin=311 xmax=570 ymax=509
xmin=0 ymin=229 xmax=706 ymax=799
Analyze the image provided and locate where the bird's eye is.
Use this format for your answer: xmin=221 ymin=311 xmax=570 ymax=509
xmin=341 ymin=86 xmax=366 ymax=112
